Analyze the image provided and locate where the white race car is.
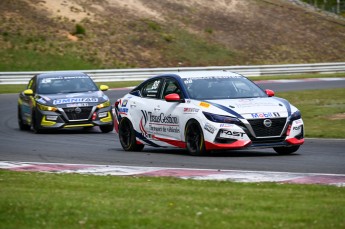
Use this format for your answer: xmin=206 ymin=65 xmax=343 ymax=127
xmin=114 ymin=71 xmax=304 ymax=156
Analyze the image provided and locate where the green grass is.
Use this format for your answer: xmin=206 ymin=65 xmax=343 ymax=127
xmin=0 ymin=170 xmax=344 ymax=229
xmin=277 ymin=88 xmax=345 ymax=138
xmin=0 ymin=49 xmax=100 ymax=71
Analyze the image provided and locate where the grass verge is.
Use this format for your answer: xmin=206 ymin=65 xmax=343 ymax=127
xmin=0 ymin=170 xmax=344 ymax=229
xmin=277 ymin=88 xmax=345 ymax=138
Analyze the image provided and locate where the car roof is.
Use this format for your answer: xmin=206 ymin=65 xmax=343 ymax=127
xmin=36 ymin=72 xmax=89 ymax=79
xmin=170 ymin=71 xmax=244 ymax=79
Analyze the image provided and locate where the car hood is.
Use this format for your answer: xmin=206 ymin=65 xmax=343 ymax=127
xmin=35 ymin=91 xmax=109 ymax=108
xmin=196 ymin=97 xmax=293 ymax=119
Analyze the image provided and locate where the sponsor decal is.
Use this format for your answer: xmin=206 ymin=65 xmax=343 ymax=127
xmin=204 ymin=123 xmax=216 ymax=134
xmin=122 ymin=100 xmax=128 ymax=107
xmin=143 ymin=111 xmax=179 ymax=125
xmin=149 ymin=126 xmax=180 ymax=133
xmin=118 ymin=107 xmax=129 ymax=114
xmin=141 ymin=110 xmax=180 ymax=134
xmin=220 ymin=123 xmax=234 ymax=128
xmin=251 ymin=112 xmax=275 ymax=119
xmin=236 ymin=101 xmax=277 ymax=108
xmin=53 ymin=98 xmax=98 ymax=105
xmin=66 ymin=103 xmax=89 ymax=107
xmin=293 ymin=126 xmax=302 ymax=131
xmin=219 ymin=130 xmax=245 ymax=138
xmin=199 ymin=102 xmax=210 ymax=108
xmin=184 ymin=108 xmax=199 ymax=113
xmin=37 ymin=98 xmax=47 ymax=104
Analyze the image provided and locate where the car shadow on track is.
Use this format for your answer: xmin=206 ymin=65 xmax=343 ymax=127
xmin=16 ymin=127 xmax=112 ymax=135
xmin=142 ymin=148 xmax=296 ymax=157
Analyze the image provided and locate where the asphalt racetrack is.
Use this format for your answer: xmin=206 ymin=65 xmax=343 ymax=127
xmin=1 ymin=79 xmax=344 ymax=174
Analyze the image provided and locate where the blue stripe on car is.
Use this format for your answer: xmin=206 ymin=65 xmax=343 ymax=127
xmin=205 ymin=101 xmax=244 ymax=119
xmin=134 ymin=130 xmax=161 ymax=147
xmin=273 ymin=97 xmax=291 ymax=116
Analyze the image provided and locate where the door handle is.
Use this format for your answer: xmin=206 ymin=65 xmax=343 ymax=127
xmin=130 ymin=102 xmax=136 ymax=108
xmin=154 ymin=106 xmax=160 ymax=111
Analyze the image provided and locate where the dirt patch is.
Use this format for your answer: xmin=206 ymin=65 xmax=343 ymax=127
xmin=25 ymin=0 xmax=95 ymax=22
xmin=327 ymin=113 xmax=345 ymax=120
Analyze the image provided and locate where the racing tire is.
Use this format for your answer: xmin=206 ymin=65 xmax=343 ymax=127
xmin=100 ymin=124 xmax=114 ymax=133
xmin=273 ymin=146 xmax=300 ymax=155
xmin=32 ymin=111 xmax=43 ymax=134
xmin=18 ymin=106 xmax=31 ymax=131
xmin=118 ymin=118 xmax=144 ymax=151
xmin=185 ymin=120 xmax=207 ymax=156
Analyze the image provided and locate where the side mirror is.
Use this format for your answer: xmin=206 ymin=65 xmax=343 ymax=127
xmin=165 ymin=93 xmax=183 ymax=102
xmin=265 ymin=89 xmax=275 ymax=97
xmin=23 ymin=89 xmax=33 ymax=96
xmin=100 ymin=85 xmax=109 ymax=91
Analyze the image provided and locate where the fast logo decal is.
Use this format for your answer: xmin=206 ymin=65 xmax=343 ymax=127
xmin=219 ymin=130 xmax=245 ymax=139
xmin=251 ymin=112 xmax=280 ymax=118
xmin=53 ymin=98 xmax=98 ymax=105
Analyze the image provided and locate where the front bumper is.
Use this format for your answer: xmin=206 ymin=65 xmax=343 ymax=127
xmin=203 ymin=118 xmax=304 ymax=150
xmin=35 ymin=105 xmax=113 ymax=130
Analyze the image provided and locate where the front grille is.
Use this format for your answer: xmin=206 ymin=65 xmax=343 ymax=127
xmin=248 ymin=118 xmax=287 ymax=137
xmin=63 ymin=106 xmax=93 ymax=121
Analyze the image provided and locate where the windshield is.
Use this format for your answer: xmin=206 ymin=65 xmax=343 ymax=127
xmin=37 ymin=75 xmax=98 ymax=94
xmin=183 ymin=76 xmax=267 ymax=100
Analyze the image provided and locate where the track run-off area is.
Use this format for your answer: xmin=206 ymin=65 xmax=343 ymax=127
xmin=1 ymin=78 xmax=345 ymax=186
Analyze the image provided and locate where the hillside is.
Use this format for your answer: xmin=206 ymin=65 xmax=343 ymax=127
xmin=0 ymin=0 xmax=344 ymax=71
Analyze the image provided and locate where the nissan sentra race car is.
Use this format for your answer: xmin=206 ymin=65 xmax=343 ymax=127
xmin=114 ymin=71 xmax=304 ymax=155
xmin=18 ymin=72 xmax=114 ymax=133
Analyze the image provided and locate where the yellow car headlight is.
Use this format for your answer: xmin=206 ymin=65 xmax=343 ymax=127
xmin=97 ymin=100 xmax=110 ymax=109
xmin=37 ymin=103 xmax=58 ymax=112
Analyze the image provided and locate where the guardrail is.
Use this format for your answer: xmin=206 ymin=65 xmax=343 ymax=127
xmin=0 ymin=62 xmax=344 ymax=85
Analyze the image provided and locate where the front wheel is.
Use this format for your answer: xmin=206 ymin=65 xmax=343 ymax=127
xmin=100 ymin=124 xmax=114 ymax=133
xmin=18 ymin=106 xmax=31 ymax=131
xmin=273 ymin=146 xmax=300 ymax=155
xmin=118 ymin=118 xmax=144 ymax=151
xmin=32 ymin=111 xmax=43 ymax=134
xmin=185 ymin=120 xmax=207 ymax=156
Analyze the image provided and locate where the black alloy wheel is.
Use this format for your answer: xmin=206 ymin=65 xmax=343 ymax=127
xmin=118 ymin=118 xmax=144 ymax=151
xmin=185 ymin=120 xmax=207 ymax=156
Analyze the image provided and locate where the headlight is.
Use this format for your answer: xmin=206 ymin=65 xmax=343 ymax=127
xmin=97 ymin=100 xmax=111 ymax=109
xmin=203 ymin=112 xmax=241 ymax=125
xmin=290 ymin=110 xmax=302 ymax=121
xmin=37 ymin=103 xmax=58 ymax=112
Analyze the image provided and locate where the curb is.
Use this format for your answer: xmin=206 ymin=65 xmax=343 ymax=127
xmin=0 ymin=161 xmax=344 ymax=187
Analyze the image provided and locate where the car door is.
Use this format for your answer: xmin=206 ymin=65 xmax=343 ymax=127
xmin=128 ymin=78 xmax=163 ymax=142
xmin=19 ymin=77 xmax=37 ymax=124
xmin=151 ymin=77 xmax=185 ymax=143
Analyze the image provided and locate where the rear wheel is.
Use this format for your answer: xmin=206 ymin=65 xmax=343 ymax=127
xmin=118 ymin=118 xmax=144 ymax=151
xmin=18 ymin=106 xmax=31 ymax=131
xmin=185 ymin=120 xmax=207 ymax=156
xmin=273 ymin=146 xmax=300 ymax=155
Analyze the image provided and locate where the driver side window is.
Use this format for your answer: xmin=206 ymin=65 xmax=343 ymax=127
xmin=141 ymin=79 xmax=162 ymax=99
xmin=161 ymin=79 xmax=182 ymax=99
